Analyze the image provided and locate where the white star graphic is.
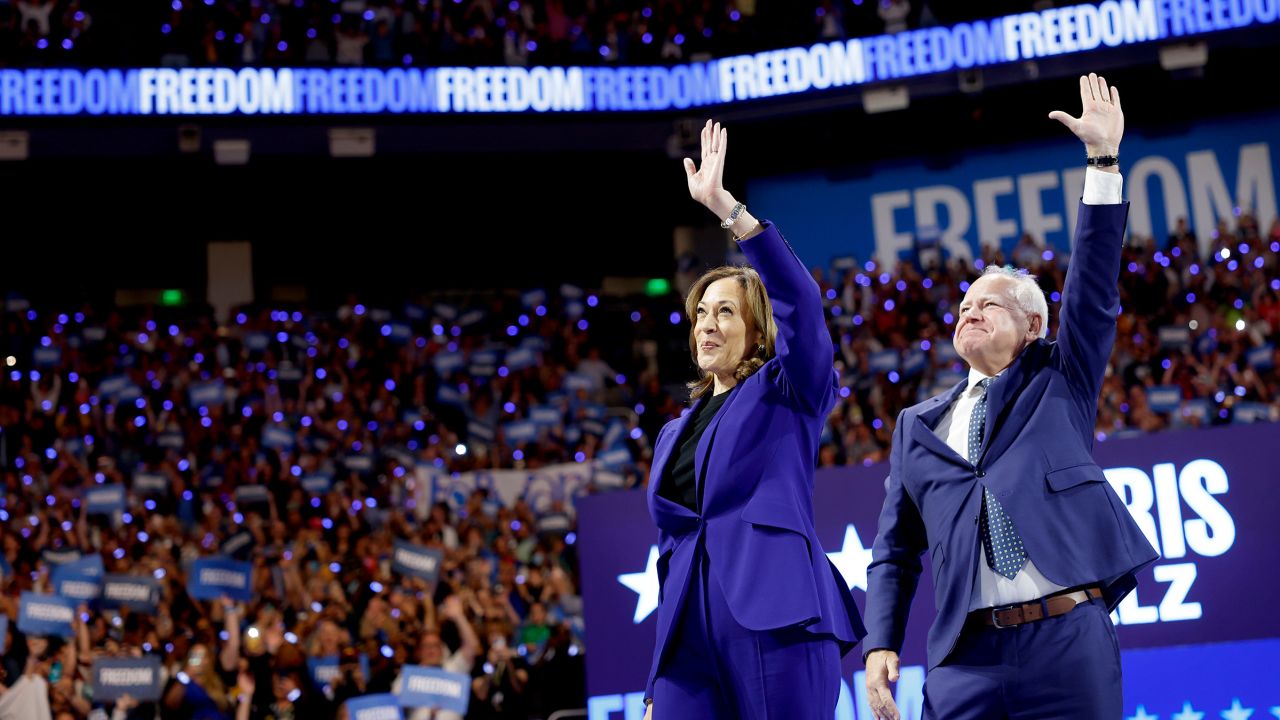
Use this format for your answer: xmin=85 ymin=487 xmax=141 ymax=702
xmin=1222 ymin=699 xmax=1254 ymax=720
xmin=1172 ymin=702 xmax=1205 ymax=720
xmin=1268 ymin=707 xmax=1280 ymax=719
xmin=826 ymin=524 xmax=874 ymax=592
xmin=618 ymin=545 xmax=661 ymax=624
xmin=1128 ymin=705 xmax=1159 ymax=720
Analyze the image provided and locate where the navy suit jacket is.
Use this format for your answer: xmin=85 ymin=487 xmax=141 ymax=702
xmin=864 ymin=201 xmax=1159 ymax=670
xmin=645 ymin=222 xmax=866 ymax=697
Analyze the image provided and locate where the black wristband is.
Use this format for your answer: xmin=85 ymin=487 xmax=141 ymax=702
xmin=1086 ymin=154 xmax=1119 ymax=167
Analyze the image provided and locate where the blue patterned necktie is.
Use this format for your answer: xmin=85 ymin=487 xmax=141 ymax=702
xmin=970 ymin=377 xmax=1027 ymax=580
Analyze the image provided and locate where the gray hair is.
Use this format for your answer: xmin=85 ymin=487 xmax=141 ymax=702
xmin=980 ymin=266 xmax=1049 ymax=338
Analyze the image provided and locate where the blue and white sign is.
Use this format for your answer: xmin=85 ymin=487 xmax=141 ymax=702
xmin=100 ymin=575 xmax=161 ymax=613
xmin=84 ymin=484 xmax=126 ymax=515
xmin=346 ymin=694 xmax=404 ymax=720
xmin=187 ymin=557 xmax=253 ymax=602
xmin=92 ymin=656 xmax=164 ymax=702
xmin=235 ymin=484 xmax=271 ymax=506
xmin=54 ymin=571 xmax=102 ymax=603
xmin=308 ymin=654 xmax=371 ymax=689
xmin=396 ymin=666 xmax=470 ymax=714
xmin=188 ymin=381 xmax=225 ymax=408
xmin=133 ymin=471 xmax=169 ymax=495
xmin=301 ymin=474 xmax=333 ymax=494
xmin=262 ymin=426 xmax=296 ymax=450
xmin=18 ymin=592 xmax=76 ymax=637
xmin=390 ymin=541 xmax=443 ymax=584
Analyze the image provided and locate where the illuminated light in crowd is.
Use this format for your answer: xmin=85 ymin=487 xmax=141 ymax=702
xmin=872 ymin=419 xmax=884 ymax=430
xmin=507 ymin=325 xmax=519 ymax=336
xmin=30 ymin=370 xmax=41 ymax=381
xmin=1189 ymin=264 xmax=1200 ymax=275
xmin=145 ymin=500 xmax=156 ymax=510
xmin=354 ymin=304 xmax=366 ymax=316
xmin=1221 ymin=247 xmax=1232 ymax=259
xmin=1234 ymin=299 xmax=1244 ymax=309
xmin=138 ymin=531 xmax=149 ymax=542
xmin=201 ymin=417 xmax=212 ymax=427
xmin=178 ymin=460 xmax=189 ymax=471
xmin=959 ymin=281 xmax=970 ymax=292
xmin=284 ymin=633 xmax=298 ymax=644
xmin=884 ymin=299 xmax=895 ymax=311
xmin=888 ymin=371 xmax=900 ymax=384
xmin=337 ymin=419 xmax=348 ymax=431
xmin=302 ymin=415 xmax=313 ymax=427
xmin=455 ymin=443 xmax=468 ymax=456
xmin=565 ymin=532 xmax=577 ymax=545
xmin=241 ymin=406 xmax=252 ymax=418
xmin=370 ymin=581 xmax=384 ymax=593
xmin=1235 ymin=386 xmax=1247 ymax=396
xmin=575 ymin=452 xmax=586 ymax=463
xmin=1050 ymin=291 xmax=1062 ymax=303
xmin=578 ymin=319 xmax=589 ymax=330
xmin=322 ymin=518 xmax=333 ymax=530
xmin=920 ymin=340 xmax=932 ymax=351
xmin=513 ymin=450 xmax=524 ymax=461
xmin=1235 ymin=319 xmax=1246 ymax=331
xmin=1162 ymin=359 xmax=1172 ymax=370
xmin=113 ymin=548 xmax=126 ymax=559
xmin=182 ymin=490 xmax=193 ymax=501
xmin=134 ymin=416 xmax=147 ymax=428
xmin=311 ymin=497 xmax=321 ymax=508
xmin=1227 ymin=260 xmax=1239 ymax=271
xmin=535 ymin=305 xmax=547 ymax=317
xmin=381 ymin=324 xmax=392 ymax=337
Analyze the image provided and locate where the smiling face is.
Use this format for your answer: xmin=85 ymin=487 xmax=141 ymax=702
xmin=693 ymin=277 xmax=761 ymax=389
xmin=955 ymin=274 xmax=1042 ymax=375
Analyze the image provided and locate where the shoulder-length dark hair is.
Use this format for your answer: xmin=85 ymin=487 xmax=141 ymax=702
xmin=684 ymin=266 xmax=777 ymax=400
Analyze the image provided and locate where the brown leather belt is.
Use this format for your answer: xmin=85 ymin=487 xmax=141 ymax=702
xmin=972 ymin=587 xmax=1103 ymax=629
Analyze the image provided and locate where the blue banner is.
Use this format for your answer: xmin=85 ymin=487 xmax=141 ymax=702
xmin=220 ymin=530 xmax=255 ymax=560
xmin=101 ymin=575 xmax=161 ymax=613
xmin=1247 ymin=345 xmax=1275 ymax=369
xmin=262 ymin=426 xmax=296 ymax=450
xmin=751 ymin=111 xmax=1280 ymax=273
xmin=84 ymin=484 xmax=126 ymax=515
xmin=46 ymin=551 xmax=101 ymax=576
xmin=346 ymin=694 xmax=404 ymax=720
xmin=54 ymin=571 xmax=102 ymax=603
xmin=235 ymin=484 xmax=271 ymax=506
xmin=188 ymin=381 xmax=226 ymax=407
xmin=42 ymin=549 xmax=81 ymax=566
xmin=33 ymin=346 xmax=61 ymax=366
xmin=18 ymin=592 xmax=76 ymax=637
xmin=503 ymin=420 xmax=539 ymax=445
xmin=391 ymin=541 xmax=443 ymax=584
xmin=187 ymin=557 xmax=253 ymax=602
xmin=301 ymin=474 xmax=333 ymax=494
xmin=1147 ymin=385 xmax=1184 ymax=413
xmin=396 ymin=666 xmax=471 ymax=714
xmin=869 ymin=350 xmax=901 ymax=373
xmin=92 ymin=656 xmax=164 ymax=702
xmin=308 ymin=654 xmax=371 ymax=689
xmin=133 ymin=472 xmax=169 ymax=495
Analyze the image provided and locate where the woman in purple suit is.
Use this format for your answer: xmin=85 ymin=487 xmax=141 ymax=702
xmin=642 ymin=120 xmax=865 ymax=720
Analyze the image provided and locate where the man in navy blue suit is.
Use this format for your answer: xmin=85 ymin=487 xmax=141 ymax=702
xmin=863 ymin=74 xmax=1160 ymax=720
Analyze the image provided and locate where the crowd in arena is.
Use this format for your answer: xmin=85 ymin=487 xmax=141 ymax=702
xmin=0 ymin=0 xmax=1045 ymax=69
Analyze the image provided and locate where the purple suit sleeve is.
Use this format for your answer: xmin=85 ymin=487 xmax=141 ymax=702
xmin=736 ymin=221 xmax=837 ymax=416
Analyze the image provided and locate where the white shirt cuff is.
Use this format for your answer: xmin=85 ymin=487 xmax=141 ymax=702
xmin=1082 ymin=167 xmax=1123 ymax=205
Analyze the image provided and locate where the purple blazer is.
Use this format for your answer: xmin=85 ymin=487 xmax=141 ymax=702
xmin=644 ymin=221 xmax=866 ymax=697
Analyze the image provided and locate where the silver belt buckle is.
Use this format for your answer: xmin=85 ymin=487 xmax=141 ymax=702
xmin=990 ymin=604 xmax=1018 ymax=629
